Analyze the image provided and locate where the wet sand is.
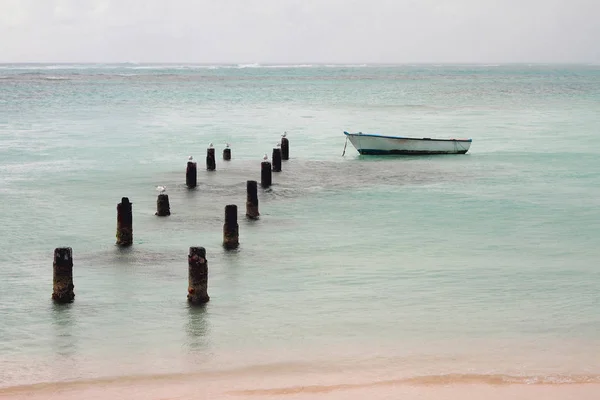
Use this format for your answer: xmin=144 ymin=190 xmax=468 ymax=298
xmin=2 ymin=371 xmax=600 ymax=400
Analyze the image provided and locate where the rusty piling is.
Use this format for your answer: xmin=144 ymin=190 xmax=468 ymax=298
xmin=223 ymin=204 xmax=239 ymax=249
xmin=116 ymin=197 xmax=133 ymax=246
xmin=155 ymin=193 xmax=170 ymax=216
xmin=206 ymin=145 xmax=216 ymax=171
xmin=261 ymin=156 xmax=272 ymax=188
xmin=52 ymin=247 xmax=75 ymax=303
xmin=272 ymin=147 xmax=282 ymax=172
xmin=246 ymin=180 xmax=259 ymax=219
xmin=223 ymin=144 xmax=231 ymax=160
xmin=281 ymin=134 xmax=289 ymax=160
xmin=187 ymin=247 xmax=210 ymax=304
xmin=186 ymin=157 xmax=197 ymax=189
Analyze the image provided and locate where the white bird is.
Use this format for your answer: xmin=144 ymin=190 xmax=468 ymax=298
xmin=276 ymin=142 xmax=281 ymax=148
xmin=225 ymin=143 xmax=230 ymax=148
xmin=282 ymin=131 xmax=287 ymax=138
xmin=263 ymin=154 xmax=268 ymax=161
xmin=188 ymin=155 xmax=194 ymax=161
xmin=156 ymin=185 xmax=166 ymax=193
xmin=208 ymin=142 xmax=214 ymax=148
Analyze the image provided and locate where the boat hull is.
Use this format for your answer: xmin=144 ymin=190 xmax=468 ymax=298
xmin=344 ymin=132 xmax=472 ymax=155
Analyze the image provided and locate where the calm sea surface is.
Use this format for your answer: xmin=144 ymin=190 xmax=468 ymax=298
xmin=0 ymin=64 xmax=599 ymax=389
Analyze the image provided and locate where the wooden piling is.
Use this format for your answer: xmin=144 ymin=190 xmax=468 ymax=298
xmin=206 ymin=147 xmax=216 ymax=171
xmin=223 ymin=145 xmax=231 ymax=160
xmin=261 ymin=159 xmax=272 ymax=188
xmin=52 ymin=247 xmax=74 ymax=303
xmin=281 ymin=136 xmax=289 ymax=160
xmin=246 ymin=180 xmax=259 ymax=219
xmin=155 ymin=194 xmax=170 ymax=216
xmin=116 ymin=197 xmax=133 ymax=246
xmin=223 ymin=204 xmax=239 ymax=249
xmin=272 ymin=147 xmax=282 ymax=172
xmin=186 ymin=159 xmax=197 ymax=188
xmin=187 ymin=247 xmax=210 ymax=304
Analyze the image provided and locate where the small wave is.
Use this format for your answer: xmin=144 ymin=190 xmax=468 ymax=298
xmin=324 ymin=64 xmax=369 ymax=68
xmin=0 ymin=63 xmax=373 ymax=72
xmin=128 ymin=65 xmax=225 ymax=70
xmin=229 ymin=374 xmax=600 ymax=396
xmin=44 ymin=76 xmax=71 ymax=81
xmin=0 ymin=64 xmax=139 ymax=71
xmin=237 ymin=63 xmax=261 ymax=68
xmin=235 ymin=63 xmax=315 ymax=69
xmin=261 ymin=64 xmax=314 ymax=68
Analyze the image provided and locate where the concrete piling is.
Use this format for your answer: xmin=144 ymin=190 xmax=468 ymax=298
xmin=187 ymin=247 xmax=210 ymax=304
xmin=261 ymin=156 xmax=272 ymax=188
xmin=116 ymin=197 xmax=133 ymax=246
xmin=272 ymin=147 xmax=282 ymax=172
xmin=52 ymin=247 xmax=75 ymax=303
xmin=223 ymin=204 xmax=239 ymax=249
xmin=281 ymin=134 xmax=289 ymax=160
xmin=246 ymin=180 xmax=259 ymax=219
xmin=155 ymin=193 xmax=170 ymax=216
xmin=223 ymin=144 xmax=231 ymax=160
xmin=186 ymin=157 xmax=197 ymax=188
xmin=206 ymin=145 xmax=216 ymax=171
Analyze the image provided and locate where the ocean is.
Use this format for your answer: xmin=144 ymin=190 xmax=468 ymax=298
xmin=0 ymin=63 xmax=599 ymax=399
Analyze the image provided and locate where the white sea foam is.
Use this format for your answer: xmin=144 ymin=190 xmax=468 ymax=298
xmin=44 ymin=76 xmax=71 ymax=80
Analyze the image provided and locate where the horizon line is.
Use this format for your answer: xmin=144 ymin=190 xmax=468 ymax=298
xmin=0 ymin=61 xmax=598 ymax=66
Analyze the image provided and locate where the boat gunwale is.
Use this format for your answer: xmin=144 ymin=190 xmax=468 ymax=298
xmin=343 ymin=131 xmax=473 ymax=143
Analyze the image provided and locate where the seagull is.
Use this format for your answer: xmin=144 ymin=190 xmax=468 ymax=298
xmin=282 ymin=132 xmax=287 ymax=138
xmin=225 ymin=143 xmax=230 ymax=148
xmin=263 ymin=154 xmax=268 ymax=161
xmin=156 ymin=185 xmax=166 ymax=193
xmin=208 ymin=142 xmax=214 ymax=148
xmin=188 ymin=155 xmax=194 ymax=161
xmin=276 ymin=142 xmax=281 ymax=148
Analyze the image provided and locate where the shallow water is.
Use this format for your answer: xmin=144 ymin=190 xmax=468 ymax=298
xmin=1 ymin=64 xmax=599 ymax=390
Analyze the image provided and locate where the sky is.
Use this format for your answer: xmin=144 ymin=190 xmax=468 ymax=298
xmin=0 ymin=0 xmax=599 ymax=64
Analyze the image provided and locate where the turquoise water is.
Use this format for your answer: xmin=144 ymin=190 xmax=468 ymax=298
xmin=1 ymin=64 xmax=600 ymax=388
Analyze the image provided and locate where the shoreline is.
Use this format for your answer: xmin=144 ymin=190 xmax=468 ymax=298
xmin=2 ymin=371 xmax=600 ymax=400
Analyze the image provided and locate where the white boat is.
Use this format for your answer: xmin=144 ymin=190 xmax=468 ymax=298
xmin=343 ymin=131 xmax=472 ymax=155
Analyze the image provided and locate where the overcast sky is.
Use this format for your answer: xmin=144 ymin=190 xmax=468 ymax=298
xmin=1 ymin=0 xmax=599 ymax=64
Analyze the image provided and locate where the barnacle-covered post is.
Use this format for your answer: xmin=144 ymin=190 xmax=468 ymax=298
xmin=246 ymin=180 xmax=259 ymax=219
xmin=186 ymin=156 xmax=197 ymax=188
xmin=272 ymin=145 xmax=282 ymax=172
xmin=116 ymin=197 xmax=133 ymax=246
xmin=206 ymin=143 xmax=216 ymax=171
xmin=223 ymin=204 xmax=239 ymax=249
xmin=52 ymin=247 xmax=74 ymax=303
xmin=223 ymin=143 xmax=231 ymax=160
xmin=261 ymin=154 xmax=272 ymax=188
xmin=155 ymin=193 xmax=170 ymax=216
xmin=280 ymin=132 xmax=289 ymax=160
xmin=187 ymin=247 xmax=210 ymax=304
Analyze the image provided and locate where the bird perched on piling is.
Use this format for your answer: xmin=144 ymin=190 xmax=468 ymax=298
xmin=209 ymin=143 xmax=214 ymax=148
xmin=282 ymin=131 xmax=287 ymax=138
xmin=226 ymin=143 xmax=230 ymax=148
xmin=263 ymin=154 xmax=268 ymax=161
xmin=156 ymin=185 xmax=166 ymax=193
xmin=188 ymin=155 xmax=194 ymax=162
